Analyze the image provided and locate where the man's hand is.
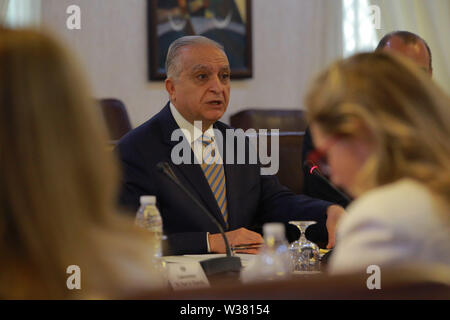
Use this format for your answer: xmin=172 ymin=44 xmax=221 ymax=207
xmin=325 ymin=205 xmax=346 ymax=249
xmin=208 ymin=227 xmax=264 ymax=254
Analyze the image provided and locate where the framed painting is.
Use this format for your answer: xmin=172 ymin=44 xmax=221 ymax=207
xmin=148 ymin=0 xmax=253 ymax=80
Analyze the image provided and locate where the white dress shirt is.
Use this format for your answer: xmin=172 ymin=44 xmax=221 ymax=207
xmin=169 ymin=102 xmax=224 ymax=252
xmin=170 ymin=103 xmax=223 ymax=165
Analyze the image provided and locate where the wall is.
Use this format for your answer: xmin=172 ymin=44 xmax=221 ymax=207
xmin=41 ymin=0 xmax=342 ymax=127
xmin=371 ymin=0 xmax=450 ymax=96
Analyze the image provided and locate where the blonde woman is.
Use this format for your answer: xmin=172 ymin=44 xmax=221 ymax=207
xmin=305 ymin=52 xmax=450 ymax=275
xmin=0 ymin=29 xmax=167 ymax=299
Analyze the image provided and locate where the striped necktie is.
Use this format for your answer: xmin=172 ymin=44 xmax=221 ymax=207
xmin=201 ymin=135 xmax=228 ymax=225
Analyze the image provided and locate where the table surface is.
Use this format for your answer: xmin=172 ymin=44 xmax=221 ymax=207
xmin=163 ymin=253 xmax=324 ymax=284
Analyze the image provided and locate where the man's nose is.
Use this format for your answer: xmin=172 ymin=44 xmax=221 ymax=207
xmin=208 ymin=75 xmax=224 ymax=93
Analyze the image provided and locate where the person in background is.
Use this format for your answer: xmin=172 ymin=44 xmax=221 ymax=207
xmin=305 ymin=51 xmax=450 ymax=274
xmin=301 ymin=30 xmax=433 ymax=208
xmin=117 ymin=36 xmax=345 ymax=255
xmin=376 ymin=30 xmax=432 ymax=75
xmin=0 ymin=29 xmax=167 ymax=299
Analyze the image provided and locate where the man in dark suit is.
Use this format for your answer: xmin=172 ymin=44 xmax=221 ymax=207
xmin=117 ymin=36 xmax=345 ymax=255
xmin=302 ymin=31 xmax=433 ymax=207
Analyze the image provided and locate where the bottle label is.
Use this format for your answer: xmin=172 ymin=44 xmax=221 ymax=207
xmin=136 ymin=205 xmax=163 ymax=235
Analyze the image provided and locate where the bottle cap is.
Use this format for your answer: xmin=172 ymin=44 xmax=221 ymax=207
xmin=140 ymin=195 xmax=156 ymax=205
xmin=263 ymin=222 xmax=285 ymax=238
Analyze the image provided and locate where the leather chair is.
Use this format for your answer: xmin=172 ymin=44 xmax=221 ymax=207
xmin=98 ymin=98 xmax=132 ymax=144
xmin=230 ymin=109 xmax=308 ymax=132
xmin=264 ymin=132 xmax=305 ymax=194
xmin=230 ymin=109 xmax=307 ymax=194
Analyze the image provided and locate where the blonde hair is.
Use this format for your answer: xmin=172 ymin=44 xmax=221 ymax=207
xmin=305 ymin=52 xmax=450 ymax=209
xmin=0 ymin=29 xmax=164 ymax=299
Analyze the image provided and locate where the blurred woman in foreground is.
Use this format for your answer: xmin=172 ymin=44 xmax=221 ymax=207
xmin=0 ymin=29 xmax=166 ymax=299
xmin=305 ymin=52 xmax=450 ymax=275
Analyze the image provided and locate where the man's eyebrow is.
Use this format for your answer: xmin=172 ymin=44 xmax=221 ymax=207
xmin=190 ymin=64 xmax=230 ymax=73
xmin=191 ymin=64 xmax=212 ymax=73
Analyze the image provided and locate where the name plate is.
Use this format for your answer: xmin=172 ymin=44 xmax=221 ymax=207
xmin=167 ymin=262 xmax=210 ymax=291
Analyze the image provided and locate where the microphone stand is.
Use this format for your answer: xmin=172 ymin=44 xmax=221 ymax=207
xmin=303 ymin=160 xmax=352 ymax=205
xmin=157 ymin=162 xmax=242 ymax=276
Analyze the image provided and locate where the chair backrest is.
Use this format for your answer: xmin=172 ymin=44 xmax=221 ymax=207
xmin=98 ymin=98 xmax=132 ymax=142
xmin=230 ymin=109 xmax=307 ymax=132
xmin=230 ymin=109 xmax=307 ymax=194
xmin=263 ymin=132 xmax=304 ymax=194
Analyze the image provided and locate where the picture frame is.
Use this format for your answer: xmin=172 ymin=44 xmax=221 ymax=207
xmin=148 ymin=0 xmax=253 ymax=80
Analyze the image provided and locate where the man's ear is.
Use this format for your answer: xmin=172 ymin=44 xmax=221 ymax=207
xmin=165 ymin=78 xmax=176 ymax=102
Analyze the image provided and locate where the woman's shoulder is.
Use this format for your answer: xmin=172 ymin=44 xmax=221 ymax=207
xmin=92 ymin=226 xmax=169 ymax=297
xmin=337 ymin=178 xmax=447 ymax=240
xmin=329 ymin=179 xmax=450 ymax=274
xmin=347 ymin=179 xmax=437 ymax=220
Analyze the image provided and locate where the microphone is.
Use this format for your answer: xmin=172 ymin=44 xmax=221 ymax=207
xmin=156 ymin=162 xmax=242 ymax=276
xmin=303 ymin=160 xmax=352 ymax=205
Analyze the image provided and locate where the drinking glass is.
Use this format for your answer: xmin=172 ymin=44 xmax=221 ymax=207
xmin=288 ymin=221 xmax=321 ymax=272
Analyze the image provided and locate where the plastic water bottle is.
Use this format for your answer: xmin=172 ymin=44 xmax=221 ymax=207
xmin=241 ymin=223 xmax=293 ymax=283
xmin=135 ymin=195 xmax=164 ymax=258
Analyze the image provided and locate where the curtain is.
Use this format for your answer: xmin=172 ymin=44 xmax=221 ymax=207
xmin=225 ymin=0 xmax=344 ymax=115
xmin=342 ymin=0 xmax=379 ymax=57
xmin=309 ymin=0 xmax=344 ymax=67
xmin=369 ymin=0 xmax=450 ymax=94
xmin=3 ymin=0 xmax=40 ymax=27
xmin=0 ymin=0 xmax=10 ymax=25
